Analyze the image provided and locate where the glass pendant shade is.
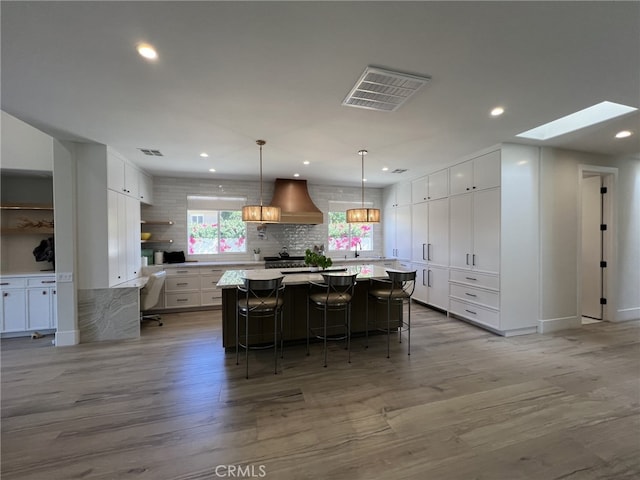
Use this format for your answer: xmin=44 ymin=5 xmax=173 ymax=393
xmin=243 ymin=140 xmax=281 ymax=223
xmin=347 ymin=149 xmax=381 ymax=224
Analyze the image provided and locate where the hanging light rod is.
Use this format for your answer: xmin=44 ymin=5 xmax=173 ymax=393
xmin=242 ymin=140 xmax=281 ymax=223
xmin=346 ymin=149 xmax=381 ymax=223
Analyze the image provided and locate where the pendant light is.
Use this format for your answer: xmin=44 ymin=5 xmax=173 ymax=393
xmin=242 ymin=140 xmax=281 ymax=223
xmin=346 ymin=149 xmax=381 ymax=223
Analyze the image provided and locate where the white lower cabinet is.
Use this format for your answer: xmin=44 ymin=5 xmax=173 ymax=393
xmin=162 ymin=264 xmax=256 ymax=310
xmin=412 ymin=263 xmax=448 ymax=311
xmin=1 ymin=275 xmax=56 ymax=335
xmin=449 ymin=268 xmax=500 ymax=331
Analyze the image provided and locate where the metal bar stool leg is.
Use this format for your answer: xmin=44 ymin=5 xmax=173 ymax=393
xmin=323 ymin=304 xmax=328 ymax=368
xmin=408 ymin=299 xmax=411 ymax=356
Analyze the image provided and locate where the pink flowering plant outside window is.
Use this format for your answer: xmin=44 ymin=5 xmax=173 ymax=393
xmin=327 ymin=211 xmax=373 ymax=252
xmin=188 ymin=210 xmax=246 ymax=255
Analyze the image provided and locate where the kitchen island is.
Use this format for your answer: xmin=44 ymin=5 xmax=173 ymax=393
xmin=216 ymin=264 xmax=404 ymax=349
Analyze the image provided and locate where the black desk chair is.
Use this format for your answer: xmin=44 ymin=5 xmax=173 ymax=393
xmin=307 ymin=272 xmax=358 ymax=367
xmin=236 ymin=276 xmax=285 ymax=379
xmin=366 ymin=270 xmax=416 ymax=358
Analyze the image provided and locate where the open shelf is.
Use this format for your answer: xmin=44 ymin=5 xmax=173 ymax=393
xmin=141 ymin=220 xmax=174 ymax=225
xmin=1 ymin=203 xmax=53 ymax=210
xmin=141 ymin=239 xmax=174 ymax=244
xmin=1 ymin=228 xmax=54 ymax=235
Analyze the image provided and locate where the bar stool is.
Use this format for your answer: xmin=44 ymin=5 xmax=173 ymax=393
xmin=236 ymin=276 xmax=285 ymax=379
xmin=366 ymin=270 xmax=416 ymax=358
xmin=307 ymin=272 xmax=358 ymax=367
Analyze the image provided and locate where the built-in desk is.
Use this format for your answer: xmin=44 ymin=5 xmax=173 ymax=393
xmin=216 ymin=265 xmax=404 ymax=349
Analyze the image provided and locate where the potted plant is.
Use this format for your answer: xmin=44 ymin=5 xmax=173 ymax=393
xmin=304 ymin=248 xmax=333 ymax=271
xmin=253 ymin=248 xmax=261 ymax=261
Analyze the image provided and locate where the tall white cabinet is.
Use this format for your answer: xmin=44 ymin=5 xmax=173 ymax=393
xmin=77 ymin=145 xmax=144 ymax=288
xmin=383 ymin=182 xmax=412 ymax=260
xmin=448 ymin=144 xmax=540 ymax=336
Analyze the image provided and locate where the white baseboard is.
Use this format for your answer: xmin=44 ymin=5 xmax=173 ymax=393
xmin=615 ymin=307 xmax=640 ymax=322
xmin=538 ymin=316 xmax=581 ymax=334
xmin=55 ymin=329 xmax=80 ymax=346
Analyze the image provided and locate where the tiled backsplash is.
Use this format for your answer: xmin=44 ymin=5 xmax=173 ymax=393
xmin=142 ymin=177 xmax=384 ymax=261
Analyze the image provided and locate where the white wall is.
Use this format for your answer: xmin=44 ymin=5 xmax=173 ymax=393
xmin=145 ymin=176 xmax=384 ymax=261
xmin=1 ymin=111 xmax=53 ymax=171
xmin=539 ymin=148 xmax=640 ymax=331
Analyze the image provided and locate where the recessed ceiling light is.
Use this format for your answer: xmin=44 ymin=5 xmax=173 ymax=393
xmin=490 ymin=106 xmax=505 ymax=117
xmin=382 ymin=167 xmax=389 ymax=171
xmin=200 ymin=152 xmax=209 ymax=158
xmin=517 ymin=101 xmax=637 ymax=140
xmin=137 ymin=43 xmax=158 ymax=60
xmin=303 ymin=161 xmax=310 ymax=165
xmin=208 ymin=168 xmax=216 ymax=173
xmin=293 ymin=173 xmax=300 ymax=177
xmin=615 ymin=130 xmax=633 ymax=139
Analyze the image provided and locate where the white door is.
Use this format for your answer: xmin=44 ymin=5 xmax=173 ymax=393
xmin=411 ymin=202 xmax=428 ymax=261
xmin=581 ymin=175 xmax=602 ymax=319
xmin=449 ymin=194 xmax=473 ymax=270
xmin=428 ymin=198 xmax=449 ymax=266
xmin=472 ymin=188 xmax=500 ymax=274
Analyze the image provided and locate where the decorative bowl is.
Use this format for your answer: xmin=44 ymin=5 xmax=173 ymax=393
xmin=141 ymin=232 xmax=152 ymax=241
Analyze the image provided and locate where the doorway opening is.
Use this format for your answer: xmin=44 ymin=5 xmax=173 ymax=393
xmin=579 ymin=166 xmax=617 ymax=324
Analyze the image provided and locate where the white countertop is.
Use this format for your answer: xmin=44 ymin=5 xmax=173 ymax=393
xmin=216 ymin=264 xmax=399 ymax=288
xmin=0 ymin=271 xmax=56 ymax=278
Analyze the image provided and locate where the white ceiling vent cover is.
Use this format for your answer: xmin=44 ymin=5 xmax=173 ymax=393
xmin=342 ymin=66 xmax=431 ymax=112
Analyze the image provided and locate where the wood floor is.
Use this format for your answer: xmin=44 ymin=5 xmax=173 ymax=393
xmin=2 ymin=304 xmax=639 ymax=480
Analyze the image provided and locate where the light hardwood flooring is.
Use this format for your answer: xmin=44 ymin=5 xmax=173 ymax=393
xmin=2 ymin=304 xmax=639 ymax=479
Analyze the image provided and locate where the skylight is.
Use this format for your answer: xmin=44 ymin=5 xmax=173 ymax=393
xmin=516 ymin=101 xmax=637 ymax=140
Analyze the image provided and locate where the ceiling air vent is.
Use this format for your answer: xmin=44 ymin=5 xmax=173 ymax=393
xmin=139 ymin=148 xmax=164 ymax=156
xmin=342 ymin=66 xmax=431 ymax=112
xmin=391 ymin=168 xmax=408 ymax=174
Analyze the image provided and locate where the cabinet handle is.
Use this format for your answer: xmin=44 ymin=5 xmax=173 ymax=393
xmin=176 ymin=270 xmax=189 ymax=274
xmin=3 ymin=292 xmax=8 ymax=297
xmin=422 ymin=243 xmax=426 ymax=260
xmin=465 ymin=276 xmax=477 ymax=281
xmin=41 ymin=280 xmax=56 ymax=284
xmin=427 ymin=243 xmax=432 ymax=261
xmin=427 ymin=270 xmax=432 ymax=288
xmin=466 ymin=254 xmax=470 ymax=265
xmin=42 ymin=291 xmax=47 ymax=295
xmin=53 ymin=290 xmax=56 ymax=294
xmin=177 ymin=298 xmax=188 ymax=302
xmin=465 ymin=292 xmax=477 ymax=297
xmin=176 ymin=282 xmax=189 ymax=286
xmin=0 ymin=282 xmax=9 ymax=286
xmin=465 ymin=309 xmax=477 ymax=315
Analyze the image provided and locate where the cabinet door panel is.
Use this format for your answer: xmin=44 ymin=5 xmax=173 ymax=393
xmin=411 ymin=176 xmax=429 ymax=203
xmin=428 ymin=169 xmax=449 ymax=200
xmin=395 ymin=204 xmax=412 ymax=260
xmin=449 ymin=161 xmax=473 ymax=195
xmin=449 ymin=194 xmax=472 ymax=270
xmin=472 ymin=188 xmax=500 ymax=274
xmin=428 ymin=198 xmax=449 ymax=266
xmin=411 ymin=202 xmax=428 ymax=261
xmin=427 ymin=266 xmax=449 ymax=310
xmin=2 ymin=289 xmax=26 ymax=332
xmin=27 ymin=288 xmax=51 ymax=329
xmin=412 ymin=265 xmax=428 ymax=303
xmin=107 ymin=190 xmax=121 ymax=286
xmin=107 ymin=153 xmax=125 ymax=193
xmin=125 ymin=195 xmax=141 ymax=280
xmin=473 ymin=151 xmax=501 ymax=190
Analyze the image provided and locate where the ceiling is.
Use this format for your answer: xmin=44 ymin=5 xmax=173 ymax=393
xmin=2 ymin=1 xmax=638 ymax=188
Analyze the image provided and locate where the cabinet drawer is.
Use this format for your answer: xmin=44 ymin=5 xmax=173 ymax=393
xmin=450 ymin=299 xmax=499 ymax=329
xmin=200 ymin=275 xmax=222 ymax=289
xmin=165 ymin=267 xmax=197 ymax=276
xmin=165 ymin=276 xmax=200 ymax=291
xmin=0 ymin=278 xmax=26 ymax=288
xmin=165 ymin=292 xmax=200 ymax=308
xmin=199 ymin=266 xmax=225 ymax=276
xmin=26 ymin=277 xmax=56 ymax=287
xmin=449 ymin=269 xmax=499 ymax=290
xmin=450 ymin=284 xmax=499 ymax=309
xmin=201 ymin=290 xmax=222 ymax=306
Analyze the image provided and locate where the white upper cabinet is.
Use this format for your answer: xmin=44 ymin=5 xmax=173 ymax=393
xmin=449 ymin=150 xmax=501 ymax=195
xmin=107 ymin=150 xmax=139 ymax=199
xmin=412 ymin=169 xmax=448 ymax=203
xmin=138 ymin=172 xmax=154 ymax=205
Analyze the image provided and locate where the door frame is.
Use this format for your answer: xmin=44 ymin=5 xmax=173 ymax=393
xmin=577 ymin=164 xmax=618 ymax=322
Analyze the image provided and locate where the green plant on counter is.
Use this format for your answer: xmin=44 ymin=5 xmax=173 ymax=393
xmin=304 ymin=249 xmax=333 ymax=269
